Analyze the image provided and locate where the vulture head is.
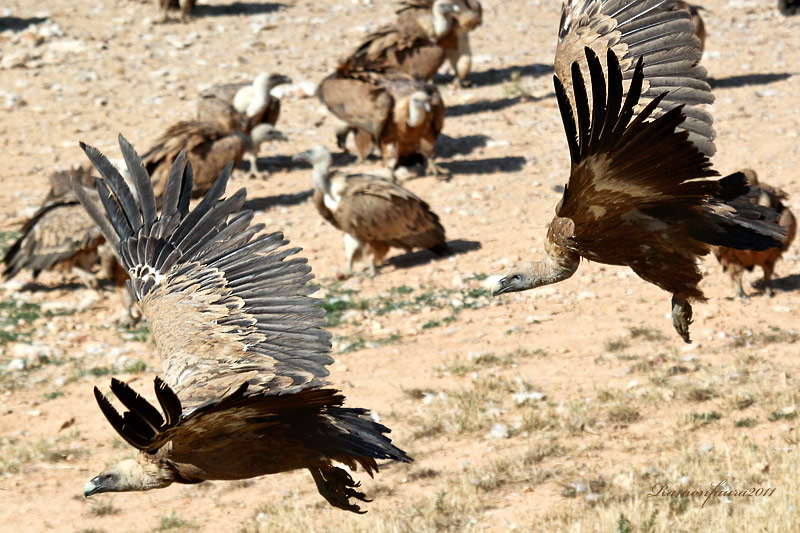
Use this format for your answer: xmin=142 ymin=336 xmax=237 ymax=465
xmin=251 ymin=123 xmax=288 ymax=144
xmin=293 ymin=145 xmax=332 ymax=189
xmin=432 ymin=0 xmax=460 ymax=37
xmin=83 ymin=458 xmax=172 ymax=497
xmin=493 ymin=254 xmax=580 ymax=296
xmin=407 ymin=91 xmax=433 ymax=127
xmin=238 ymin=72 xmax=292 ymax=118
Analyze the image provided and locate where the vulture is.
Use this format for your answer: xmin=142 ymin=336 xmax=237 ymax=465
xmin=713 ymin=170 xmax=797 ymax=298
xmin=197 ymin=73 xmax=292 ymax=134
xmin=318 ymin=70 xmax=446 ymax=179
xmin=394 ymin=0 xmax=484 ymax=86
xmin=293 ymin=145 xmax=448 ymax=275
xmin=143 ymin=121 xmax=286 ymax=198
xmin=675 ymin=1 xmax=706 ymax=52
xmin=77 ymin=135 xmax=410 ymax=513
xmin=2 ymin=165 xmax=104 ymax=288
xmin=340 ymin=0 xmax=460 ymax=81
xmin=492 ymin=0 xmax=785 ymax=343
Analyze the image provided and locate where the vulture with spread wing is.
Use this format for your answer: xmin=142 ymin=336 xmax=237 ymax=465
xmin=492 ymin=0 xmax=785 ymax=343
xmin=144 ymin=120 xmax=286 ymax=197
xmin=318 ymin=70 xmax=446 ymax=179
xmin=77 ymin=136 xmax=410 ymax=513
xmin=713 ymin=170 xmax=796 ymax=298
xmin=294 ymin=145 xmax=448 ymax=275
xmin=3 ymin=166 xmax=104 ymax=287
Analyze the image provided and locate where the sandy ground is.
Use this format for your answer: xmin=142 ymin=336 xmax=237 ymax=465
xmin=0 ymin=0 xmax=799 ymax=532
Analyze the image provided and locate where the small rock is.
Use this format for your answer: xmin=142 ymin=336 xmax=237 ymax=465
xmin=486 ymin=423 xmax=509 ymax=439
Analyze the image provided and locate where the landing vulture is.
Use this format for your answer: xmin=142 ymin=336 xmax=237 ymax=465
xmin=143 ymin=120 xmax=286 ymax=197
xmin=77 ymin=136 xmax=410 ymax=513
xmin=294 ymin=145 xmax=448 ymax=275
xmin=713 ymin=170 xmax=797 ymax=298
xmin=2 ymin=166 xmax=104 ymax=287
xmin=342 ymin=0 xmax=460 ymax=81
xmin=492 ymin=0 xmax=785 ymax=343
xmin=318 ymin=70 xmax=446 ymax=178
xmin=397 ymin=0 xmax=484 ymax=86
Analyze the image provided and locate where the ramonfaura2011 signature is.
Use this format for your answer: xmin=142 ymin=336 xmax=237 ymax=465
xmin=647 ymin=480 xmax=776 ymax=508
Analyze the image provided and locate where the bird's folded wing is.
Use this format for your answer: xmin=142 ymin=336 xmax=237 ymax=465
xmin=76 ymin=135 xmax=333 ymax=409
xmin=318 ymin=74 xmax=392 ymax=136
xmin=556 ymin=0 xmax=715 ymax=155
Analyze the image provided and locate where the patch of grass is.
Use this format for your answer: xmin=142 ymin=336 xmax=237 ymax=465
xmin=688 ymin=411 xmax=722 ymax=426
xmin=605 ymin=338 xmax=629 ymax=352
xmin=155 ymin=511 xmax=195 ymax=531
xmin=502 ymin=70 xmax=529 ymax=98
xmin=43 ymin=391 xmax=64 ymax=401
xmin=123 ymin=360 xmax=147 ymax=374
xmin=89 ymin=499 xmax=118 ymax=516
xmin=437 ymin=348 xmax=541 ymax=376
xmin=120 ymin=324 xmax=150 ymax=343
xmin=768 ymin=410 xmax=797 ymax=422
xmin=629 ymin=327 xmax=667 ymax=342
xmin=335 ymin=333 xmax=402 ymax=353
xmin=734 ymin=418 xmax=758 ymax=428
xmin=729 ymin=327 xmax=800 ymax=348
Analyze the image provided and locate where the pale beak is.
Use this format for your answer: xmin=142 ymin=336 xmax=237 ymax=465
xmin=423 ymin=101 xmax=432 ymax=112
xmin=292 ymin=150 xmax=312 ymax=164
xmin=83 ymin=477 xmax=103 ymax=497
xmin=492 ymin=277 xmax=510 ymax=296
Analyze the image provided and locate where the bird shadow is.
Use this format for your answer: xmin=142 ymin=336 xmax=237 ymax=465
xmin=445 ymin=95 xmax=539 ymax=118
xmin=193 ymin=2 xmax=286 ymax=17
xmin=435 ymin=63 xmax=554 ymax=88
xmin=0 ymin=16 xmax=48 ymax=32
xmin=440 ymin=156 xmax=526 ymax=175
xmin=436 ymin=134 xmax=490 ymax=158
xmin=15 ymin=280 xmax=90 ymax=293
xmin=275 ymin=151 xmax=358 ymax=172
xmin=753 ymin=273 xmax=800 ymax=294
xmin=385 ymin=239 xmax=482 ymax=270
xmin=243 ymin=189 xmax=313 ymax=211
xmin=708 ymin=73 xmax=794 ymax=89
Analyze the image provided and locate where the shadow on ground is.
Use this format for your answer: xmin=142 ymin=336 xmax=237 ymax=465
xmin=709 ymin=73 xmax=794 ymax=89
xmin=436 ymin=134 xmax=490 ymax=157
xmin=386 ymin=239 xmax=482 ymax=270
xmin=436 ymin=63 xmax=554 ymax=88
xmin=440 ymin=156 xmax=526 ymax=175
xmin=243 ymin=189 xmax=313 ymax=211
xmin=193 ymin=2 xmax=286 ymax=17
xmin=0 ymin=16 xmax=48 ymax=32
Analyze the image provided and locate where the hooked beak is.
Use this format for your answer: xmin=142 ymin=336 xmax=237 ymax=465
xmin=272 ymin=74 xmax=292 ymax=87
xmin=83 ymin=476 xmax=105 ymax=497
xmin=292 ymin=150 xmax=312 ymax=164
xmin=492 ymin=276 xmax=511 ymax=296
xmin=423 ymin=101 xmax=432 ymax=112
xmin=270 ymin=130 xmax=288 ymax=142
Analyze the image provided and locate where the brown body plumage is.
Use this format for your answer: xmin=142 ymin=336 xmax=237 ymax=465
xmin=713 ymin=170 xmax=797 ymax=297
xmin=77 ymin=136 xmax=409 ymax=513
xmin=143 ymin=120 xmax=285 ymax=198
xmin=319 ymin=71 xmax=446 ymax=178
xmin=493 ymin=0 xmax=785 ymax=343
xmin=2 ymin=166 xmax=103 ymax=287
xmin=158 ymin=0 xmax=195 ymax=22
xmin=294 ymin=145 xmax=448 ymax=275
xmin=197 ymin=73 xmax=291 ymax=134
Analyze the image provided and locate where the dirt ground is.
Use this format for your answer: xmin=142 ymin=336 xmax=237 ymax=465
xmin=0 ymin=0 xmax=799 ymax=532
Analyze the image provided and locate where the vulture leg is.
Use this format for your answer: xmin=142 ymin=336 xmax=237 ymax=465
xmin=179 ymin=0 xmax=192 ymax=22
xmin=367 ymin=242 xmax=389 ymax=277
xmin=735 ymin=276 xmax=749 ymax=299
xmin=243 ymin=152 xmax=261 ymax=181
xmin=448 ymin=33 xmax=473 ymax=88
xmin=425 ymin=157 xmax=451 ymax=181
xmin=309 ymin=466 xmax=370 ymax=515
xmin=71 ymin=264 xmax=99 ymax=290
xmin=761 ymin=262 xmax=776 ymax=297
xmin=354 ymin=129 xmax=374 ymax=164
xmin=381 ymin=141 xmax=400 ymax=182
xmin=157 ymin=0 xmax=170 ymax=22
xmin=343 ymin=234 xmax=363 ymax=275
xmin=671 ymin=296 xmax=693 ymax=344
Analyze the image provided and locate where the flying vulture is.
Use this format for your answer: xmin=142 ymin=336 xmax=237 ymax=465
xmin=2 ymin=165 xmax=104 ymax=288
xmin=318 ymin=70 xmax=446 ymax=179
xmin=341 ymin=0 xmax=460 ymax=81
xmin=143 ymin=120 xmax=286 ymax=197
xmin=713 ymin=170 xmax=797 ymax=298
xmin=394 ymin=0 xmax=484 ymax=86
xmin=492 ymin=0 xmax=785 ymax=343
xmin=77 ymin=136 xmax=410 ymax=513
xmin=293 ymin=145 xmax=448 ymax=276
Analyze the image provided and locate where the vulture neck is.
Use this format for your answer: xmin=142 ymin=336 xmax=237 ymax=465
xmin=407 ymin=102 xmax=427 ymax=128
xmin=432 ymin=5 xmax=453 ymax=37
xmin=312 ymin=156 xmax=336 ymax=208
xmin=523 ymin=253 xmax=580 ymax=289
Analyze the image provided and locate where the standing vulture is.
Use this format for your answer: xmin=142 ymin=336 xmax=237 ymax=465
xmin=492 ymin=0 xmax=785 ymax=343
xmin=396 ymin=0 xmax=484 ymax=86
xmin=318 ymin=70 xmax=446 ymax=179
xmin=293 ymin=145 xmax=448 ymax=275
xmin=341 ymin=0 xmax=461 ymax=81
xmin=143 ymin=121 xmax=286 ymax=198
xmin=713 ymin=170 xmax=797 ymax=298
xmin=158 ymin=0 xmax=195 ymax=22
xmin=197 ymin=73 xmax=292 ymax=134
xmin=77 ymin=136 xmax=410 ymax=513
xmin=2 ymin=165 xmax=104 ymax=288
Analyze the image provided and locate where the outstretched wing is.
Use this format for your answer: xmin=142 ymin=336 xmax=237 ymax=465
xmin=556 ymin=0 xmax=714 ymax=155
xmin=553 ymin=48 xmax=783 ymax=280
xmin=76 ymin=135 xmax=333 ymax=409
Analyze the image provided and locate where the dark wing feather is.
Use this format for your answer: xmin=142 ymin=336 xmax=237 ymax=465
xmin=77 ymin=136 xmax=334 ymax=410
xmin=556 ymin=0 xmax=715 ymax=155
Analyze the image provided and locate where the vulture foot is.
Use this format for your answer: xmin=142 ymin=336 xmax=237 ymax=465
xmin=426 ymin=160 xmax=451 ymax=181
xmin=310 ymin=466 xmax=371 ymax=514
xmin=671 ymin=296 xmax=693 ymax=344
xmin=735 ymin=280 xmax=749 ymax=299
xmin=455 ymin=78 xmax=473 ymax=89
xmin=71 ymin=266 xmax=100 ymax=290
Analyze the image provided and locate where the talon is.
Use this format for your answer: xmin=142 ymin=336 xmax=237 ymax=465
xmin=671 ymin=296 xmax=693 ymax=344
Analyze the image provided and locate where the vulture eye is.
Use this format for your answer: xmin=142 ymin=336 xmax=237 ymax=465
xmin=511 ymin=274 xmax=522 ymax=283
xmin=103 ymin=474 xmax=115 ymax=483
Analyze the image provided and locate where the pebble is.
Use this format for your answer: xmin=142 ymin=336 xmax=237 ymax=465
xmin=486 ymin=423 xmax=509 ymax=439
